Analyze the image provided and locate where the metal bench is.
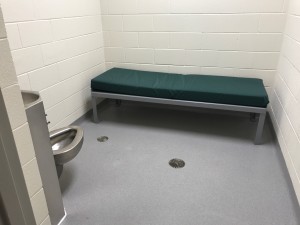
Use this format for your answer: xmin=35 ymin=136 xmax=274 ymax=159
xmin=91 ymin=68 xmax=269 ymax=144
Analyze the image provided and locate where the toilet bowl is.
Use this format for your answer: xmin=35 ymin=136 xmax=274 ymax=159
xmin=50 ymin=126 xmax=84 ymax=177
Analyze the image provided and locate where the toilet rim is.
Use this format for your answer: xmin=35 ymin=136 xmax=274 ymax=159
xmin=50 ymin=126 xmax=83 ymax=156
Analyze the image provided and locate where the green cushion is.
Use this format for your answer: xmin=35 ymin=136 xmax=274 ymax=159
xmin=91 ymin=68 xmax=269 ymax=108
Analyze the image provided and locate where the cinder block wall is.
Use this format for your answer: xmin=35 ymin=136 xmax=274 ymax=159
xmin=101 ymin=0 xmax=287 ymax=95
xmin=2 ymin=0 xmax=300 ymax=218
xmin=0 ymin=0 xmax=288 ymax=128
xmin=0 ymin=0 xmax=105 ymax=130
xmin=269 ymin=0 xmax=300 ymax=203
xmin=0 ymin=6 xmax=49 ymax=225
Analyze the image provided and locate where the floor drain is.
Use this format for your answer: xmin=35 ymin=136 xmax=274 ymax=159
xmin=169 ymin=158 xmax=185 ymax=168
xmin=97 ymin=136 xmax=109 ymax=142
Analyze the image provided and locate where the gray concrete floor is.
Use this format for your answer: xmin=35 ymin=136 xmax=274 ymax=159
xmin=60 ymin=101 xmax=300 ymax=225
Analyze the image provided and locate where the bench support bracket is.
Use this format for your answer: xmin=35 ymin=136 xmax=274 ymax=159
xmin=92 ymin=95 xmax=99 ymax=123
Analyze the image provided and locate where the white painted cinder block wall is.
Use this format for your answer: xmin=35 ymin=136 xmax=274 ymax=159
xmin=0 ymin=0 xmax=105 ymax=131
xmin=2 ymin=0 xmax=300 ymax=222
xmin=269 ymin=0 xmax=300 ymax=203
xmin=100 ymin=0 xmax=287 ymax=95
xmin=0 ymin=6 xmax=50 ymax=225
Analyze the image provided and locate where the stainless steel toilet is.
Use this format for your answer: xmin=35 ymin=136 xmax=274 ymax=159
xmin=50 ymin=126 xmax=84 ymax=177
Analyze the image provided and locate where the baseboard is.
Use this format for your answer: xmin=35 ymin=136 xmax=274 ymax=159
xmin=267 ymin=110 xmax=300 ymax=209
xmin=57 ymin=208 xmax=67 ymax=225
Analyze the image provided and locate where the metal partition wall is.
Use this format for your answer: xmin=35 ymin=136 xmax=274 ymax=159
xmin=0 ymin=182 xmax=11 ymax=225
xmin=0 ymin=92 xmax=37 ymax=225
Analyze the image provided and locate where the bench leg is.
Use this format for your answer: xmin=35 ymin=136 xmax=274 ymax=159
xmin=92 ymin=95 xmax=99 ymax=123
xmin=254 ymin=112 xmax=266 ymax=145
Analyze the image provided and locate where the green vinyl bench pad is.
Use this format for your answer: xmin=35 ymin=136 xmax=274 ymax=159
xmin=91 ymin=68 xmax=269 ymax=108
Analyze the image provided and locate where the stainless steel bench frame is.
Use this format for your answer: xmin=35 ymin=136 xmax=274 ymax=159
xmin=91 ymin=91 xmax=267 ymax=145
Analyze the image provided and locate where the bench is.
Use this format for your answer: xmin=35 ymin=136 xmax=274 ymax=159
xmin=91 ymin=68 xmax=269 ymax=144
